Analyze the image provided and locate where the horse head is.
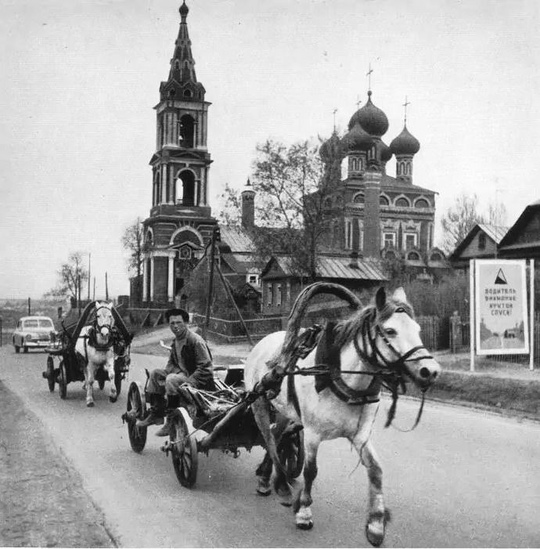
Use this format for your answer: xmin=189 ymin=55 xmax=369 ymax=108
xmin=369 ymin=286 xmax=440 ymax=390
xmin=94 ymin=301 xmax=115 ymax=341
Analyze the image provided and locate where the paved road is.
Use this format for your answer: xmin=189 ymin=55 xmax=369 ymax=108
xmin=1 ymin=345 xmax=539 ymax=548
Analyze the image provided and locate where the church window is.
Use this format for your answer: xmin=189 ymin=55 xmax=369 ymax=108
xmin=183 ymin=89 xmax=192 ymax=98
xmin=383 ymin=232 xmax=396 ymax=247
xmin=345 ymin=219 xmax=353 ymax=249
xmin=404 ymin=232 xmax=417 ymax=249
xmin=415 ymin=198 xmax=429 ymax=208
xmin=478 ymin=233 xmax=486 ymax=250
xmin=175 ymin=60 xmax=180 ymax=70
xmin=385 ymin=250 xmax=396 ymax=260
xmin=353 ymin=193 xmax=365 ymax=204
xmin=179 ymin=114 xmax=195 ymax=148
xmin=431 ymin=252 xmax=442 ymax=262
xmin=380 ymin=195 xmax=389 ymax=206
xmin=407 ymin=251 xmax=421 ymax=261
xmin=395 ymin=197 xmax=410 ymax=207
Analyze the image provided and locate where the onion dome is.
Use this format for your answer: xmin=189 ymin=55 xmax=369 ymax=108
xmin=390 ymin=125 xmax=420 ymax=155
xmin=342 ymin=122 xmax=374 ymax=152
xmin=319 ymin=132 xmax=343 ymax=163
xmin=348 ymin=91 xmax=389 ymax=137
xmin=179 ymin=1 xmax=189 ymax=18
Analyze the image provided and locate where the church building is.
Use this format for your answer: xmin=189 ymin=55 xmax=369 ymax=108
xmin=139 ymin=2 xmax=447 ymax=309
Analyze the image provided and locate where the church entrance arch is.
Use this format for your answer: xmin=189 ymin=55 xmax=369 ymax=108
xmin=177 ymin=170 xmax=196 ymax=206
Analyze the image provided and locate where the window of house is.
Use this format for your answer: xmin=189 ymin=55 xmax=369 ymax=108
xmin=247 ymin=274 xmax=259 ymax=285
xmin=383 ymin=232 xmax=396 ymax=247
xmin=478 ymin=233 xmax=486 ymax=250
xmin=404 ymin=233 xmax=418 ymax=249
xmin=276 ymin=284 xmax=282 ymax=307
xmin=267 ymin=283 xmax=273 ymax=306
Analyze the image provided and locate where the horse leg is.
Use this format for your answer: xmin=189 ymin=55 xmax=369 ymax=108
xmin=292 ymin=428 xmax=319 ymax=530
xmin=85 ymin=363 xmax=95 ymax=407
xmin=354 ymin=438 xmax=390 ymax=548
xmin=106 ymin=353 xmax=117 ymax=403
xmin=251 ymin=398 xmax=293 ymax=506
xmin=255 ymin=451 xmax=273 ymax=496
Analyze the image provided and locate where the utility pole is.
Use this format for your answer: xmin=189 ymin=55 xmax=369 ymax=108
xmin=93 ymin=277 xmax=96 ymax=301
xmin=203 ymin=226 xmax=220 ymax=340
xmin=105 ymin=272 xmax=109 ymax=301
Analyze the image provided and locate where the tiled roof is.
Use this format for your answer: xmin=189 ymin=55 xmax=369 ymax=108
xmin=380 ymin=174 xmax=436 ymax=195
xmin=220 ymin=225 xmax=256 ymax=253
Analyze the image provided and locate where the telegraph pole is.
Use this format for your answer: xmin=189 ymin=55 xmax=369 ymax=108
xmin=203 ymin=226 xmax=220 ymax=340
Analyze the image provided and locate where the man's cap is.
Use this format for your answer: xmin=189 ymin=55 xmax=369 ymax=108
xmin=165 ymin=308 xmax=190 ymax=323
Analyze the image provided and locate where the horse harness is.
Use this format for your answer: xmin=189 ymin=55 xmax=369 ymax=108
xmin=262 ymin=307 xmax=434 ymax=429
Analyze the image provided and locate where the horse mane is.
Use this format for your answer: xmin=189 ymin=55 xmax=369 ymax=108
xmin=333 ymin=295 xmax=414 ymax=348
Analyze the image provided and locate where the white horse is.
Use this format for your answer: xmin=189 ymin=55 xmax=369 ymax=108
xmin=244 ymin=285 xmax=441 ymax=547
xmin=75 ymin=301 xmax=117 ymax=407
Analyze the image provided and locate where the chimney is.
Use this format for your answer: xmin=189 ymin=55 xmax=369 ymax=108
xmin=363 ymin=169 xmax=382 ymax=258
xmin=241 ymin=179 xmax=255 ymax=229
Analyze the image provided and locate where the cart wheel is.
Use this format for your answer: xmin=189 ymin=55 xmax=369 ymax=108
xmin=114 ymin=371 xmax=122 ymax=397
xmin=126 ymin=382 xmax=147 ymax=453
xmin=279 ymin=429 xmax=304 ymax=479
xmin=46 ymin=356 xmax=55 ymax=392
xmin=170 ymin=410 xmax=198 ymax=488
xmin=58 ymin=360 xmax=67 ymax=400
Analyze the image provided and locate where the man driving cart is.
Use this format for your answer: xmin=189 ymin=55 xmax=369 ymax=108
xmin=136 ymin=308 xmax=215 ymax=436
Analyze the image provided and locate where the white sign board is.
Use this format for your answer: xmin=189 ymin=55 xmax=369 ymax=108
xmin=475 ymin=260 xmax=529 ymax=355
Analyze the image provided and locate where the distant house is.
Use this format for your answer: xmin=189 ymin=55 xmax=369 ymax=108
xmin=261 ymin=254 xmax=387 ymax=316
xmin=498 ymin=200 xmax=540 ymax=260
xmin=449 ymin=224 xmax=508 ymax=270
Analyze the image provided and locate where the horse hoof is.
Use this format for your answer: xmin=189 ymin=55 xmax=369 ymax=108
xmin=109 ymin=395 xmax=118 ymax=403
xmin=86 ymin=401 xmax=95 ymax=408
xmin=365 ymin=524 xmax=384 ymax=547
xmin=296 ymin=507 xmax=313 ymax=530
xmin=256 ymin=486 xmax=272 ymax=497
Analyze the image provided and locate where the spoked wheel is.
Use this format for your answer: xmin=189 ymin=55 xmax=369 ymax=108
xmin=170 ymin=410 xmax=198 ymax=488
xmin=279 ymin=429 xmax=305 ymax=479
xmin=58 ymin=360 xmax=67 ymax=400
xmin=46 ymin=356 xmax=56 ymax=392
xmin=125 ymin=382 xmax=147 ymax=453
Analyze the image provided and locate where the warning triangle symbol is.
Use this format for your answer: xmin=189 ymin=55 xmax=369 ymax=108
xmin=494 ymin=269 xmax=507 ymax=284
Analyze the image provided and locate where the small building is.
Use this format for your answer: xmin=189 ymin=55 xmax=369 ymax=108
xmin=449 ymin=223 xmax=508 ymax=270
xmin=498 ymin=200 xmax=540 ymax=260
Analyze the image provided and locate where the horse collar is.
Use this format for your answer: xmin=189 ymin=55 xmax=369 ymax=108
xmin=314 ymin=322 xmax=382 ymax=406
xmin=88 ymin=326 xmax=113 ymax=351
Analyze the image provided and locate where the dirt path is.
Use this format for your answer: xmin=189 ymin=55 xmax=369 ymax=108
xmin=0 ymin=381 xmax=116 ymax=547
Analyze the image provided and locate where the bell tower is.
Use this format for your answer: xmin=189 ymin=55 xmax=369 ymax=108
xmin=142 ymin=1 xmax=218 ymax=305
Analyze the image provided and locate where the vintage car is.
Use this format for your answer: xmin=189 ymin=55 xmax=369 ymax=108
xmin=13 ymin=316 xmax=55 ymax=353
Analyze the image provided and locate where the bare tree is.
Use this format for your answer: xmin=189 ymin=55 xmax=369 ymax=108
xmin=440 ymin=193 xmax=486 ymax=254
xmin=46 ymin=251 xmax=88 ymax=304
xmin=121 ymin=218 xmax=144 ymax=279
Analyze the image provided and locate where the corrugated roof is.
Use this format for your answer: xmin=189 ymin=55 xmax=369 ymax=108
xmin=267 ymin=254 xmax=387 ymax=281
xmin=220 ymin=226 xmax=256 ymax=253
xmin=477 ymin=224 xmax=508 ymax=244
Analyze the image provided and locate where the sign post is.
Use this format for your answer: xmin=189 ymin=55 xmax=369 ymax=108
xmin=474 ymin=259 xmax=530 ymax=356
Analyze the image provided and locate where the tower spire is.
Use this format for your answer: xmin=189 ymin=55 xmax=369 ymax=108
xmin=168 ymin=1 xmax=197 ymax=86
xmin=366 ymin=62 xmax=373 ymax=93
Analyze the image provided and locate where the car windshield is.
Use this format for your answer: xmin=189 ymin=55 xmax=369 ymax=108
xmin=23 ymin=319 xmax=53 ymax=329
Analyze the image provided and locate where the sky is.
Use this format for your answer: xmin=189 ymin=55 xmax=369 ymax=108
xmin=1 ymin=0 xmax=539 ymax=300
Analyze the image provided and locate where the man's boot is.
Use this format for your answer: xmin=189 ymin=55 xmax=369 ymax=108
xmin=155 ymin=394 xmax=180 ymax=437
xmin=136 ymin=394 xmax=165 ymax=428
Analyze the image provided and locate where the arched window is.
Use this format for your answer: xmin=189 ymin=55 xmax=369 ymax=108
xmin=395 ymin=197 xmax=410 ymax=208
xmin=431 ymin=252 xmax=442 ymax=262
xmin=183 ymin=89 xmax=192 ymax=98
xmin=353 ymin=193 xmax=365 ymax=204
xmin=179 ymin=114 xmax=195 ymax=148
xmin=177 ymin=171 xmax=196 ymax=206
xmin=415 ymin=198 xmax=430 ymax=208
xmin=380 ymin=195 xmax=389 ymax=206
xmin=407 ymin=251 xmax=421 ymax=261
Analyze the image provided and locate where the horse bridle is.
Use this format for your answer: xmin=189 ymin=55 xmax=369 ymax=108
xmin=88 ymin=305 xmax=115 ymax=350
